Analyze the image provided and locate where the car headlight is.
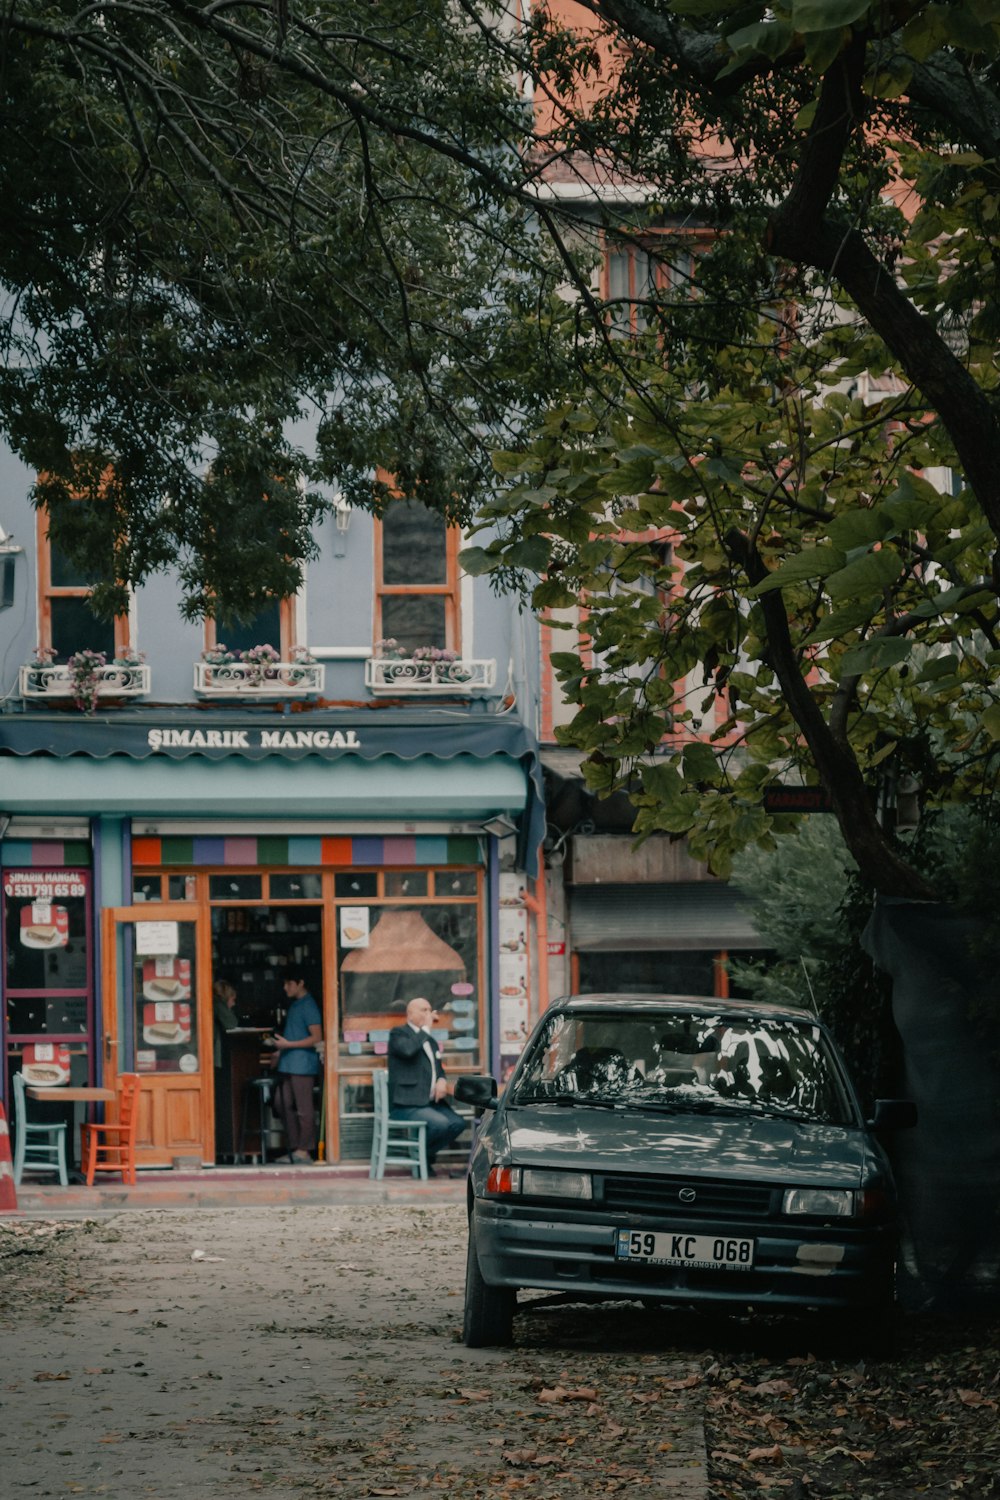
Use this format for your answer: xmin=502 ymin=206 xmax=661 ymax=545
xmin=523 ymin=1169 xmax=593 ymax=1200
xmin=782 ymin=1187 xmax=856 ymax=1217
xmin=486 ymin=1166 xmax=593 ymax=1200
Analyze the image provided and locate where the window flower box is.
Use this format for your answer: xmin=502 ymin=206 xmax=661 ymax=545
xmin=194 ymin=644 xmax=324 ymax=698
xmin=365 ymin=654 xmax=497 ymax=696
xmin=19 ymin=660 xmax=152 ymax=703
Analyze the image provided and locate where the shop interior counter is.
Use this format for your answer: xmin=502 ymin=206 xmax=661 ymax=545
xmin=215 ymin=1028 xmax=274 ymax=1161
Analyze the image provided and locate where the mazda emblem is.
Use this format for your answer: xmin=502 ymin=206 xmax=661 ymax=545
xmin=679 ymin=1188 xmax=697 ymax=1204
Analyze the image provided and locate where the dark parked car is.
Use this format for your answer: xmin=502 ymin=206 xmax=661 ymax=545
xmin=455 ymin=995 xmax=915 ymax=1349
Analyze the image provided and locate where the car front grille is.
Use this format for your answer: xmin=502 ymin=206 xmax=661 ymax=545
xmin=598 ymin=1172 xmax=774 ymax=1221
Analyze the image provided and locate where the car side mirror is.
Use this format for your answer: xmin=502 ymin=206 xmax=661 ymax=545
xmin=454 ymin=1075 xmax=498 ymax=1112
xmin=868 ymin=1098 xmax=918 ymax=1131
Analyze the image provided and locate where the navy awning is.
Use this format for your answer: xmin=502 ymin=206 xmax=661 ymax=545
xmin=0 ymin=708 xmax=545 ymax=876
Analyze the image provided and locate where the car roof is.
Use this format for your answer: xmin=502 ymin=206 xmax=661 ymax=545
xmin=550 ymin=993 xmax=821 ymax=1025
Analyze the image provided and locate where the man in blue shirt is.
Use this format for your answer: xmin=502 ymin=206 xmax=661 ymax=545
xmin=271 ymin=973 xmax=322 ymax=1163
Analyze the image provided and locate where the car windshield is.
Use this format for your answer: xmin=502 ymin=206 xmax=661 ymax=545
xmin=510 ymin=1010 xmax=855 ymax=1126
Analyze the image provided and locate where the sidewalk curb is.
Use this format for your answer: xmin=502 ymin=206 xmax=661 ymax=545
xmin=9 ymin=1164 xmax=467 ymax=1215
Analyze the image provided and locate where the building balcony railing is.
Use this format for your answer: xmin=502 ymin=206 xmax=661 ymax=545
xmin=365 ymin=656 xmax=497 ymax=696
xmin=193 ymin=660 xmax=326 ymax=698
xmin=19 ymin=662 xmax=152 ymax=702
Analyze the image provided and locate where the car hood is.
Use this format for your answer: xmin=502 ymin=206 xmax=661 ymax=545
xmin=501 ymin=1103 xmax=874 ymax=1186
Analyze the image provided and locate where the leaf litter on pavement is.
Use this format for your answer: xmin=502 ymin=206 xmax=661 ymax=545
xmin=2 ymin=1212 xmax=998 ymax=1499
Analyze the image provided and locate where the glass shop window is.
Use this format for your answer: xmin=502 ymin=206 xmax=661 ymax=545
xmin=337 ymin=901 xmax=481 ymax=1068
xmin=3 ymin=869 xmax=91 ymax=1033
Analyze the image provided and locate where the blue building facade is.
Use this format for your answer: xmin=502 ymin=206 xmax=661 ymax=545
xmin=0 ymin=448 xmax=545 ymax=1167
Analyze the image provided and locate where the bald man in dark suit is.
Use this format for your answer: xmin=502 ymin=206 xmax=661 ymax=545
xmin=387 ymin=996 xmax=466 ymax=1175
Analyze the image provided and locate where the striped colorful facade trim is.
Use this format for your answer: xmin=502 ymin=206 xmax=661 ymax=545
xmin=0 ymin=841 xmax=92 ymax=868
xmin=131 ymin=833 xmax=483 ymax=868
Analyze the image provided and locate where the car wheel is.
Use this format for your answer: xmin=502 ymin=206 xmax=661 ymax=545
xmin=463 ymin=1223 xmax=516 ymax=1348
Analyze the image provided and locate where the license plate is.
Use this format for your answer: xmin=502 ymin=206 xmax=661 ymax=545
xmin=615 ymin=1228 xmax=755 ymax=1270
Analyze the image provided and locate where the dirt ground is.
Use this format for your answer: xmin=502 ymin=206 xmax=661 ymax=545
xmin=2 ymin=1208 xmax=998 ymax=1500
xmin=0 ymin=1206 xmax=708 ymax=1499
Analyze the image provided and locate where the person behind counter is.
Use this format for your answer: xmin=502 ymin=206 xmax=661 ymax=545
xmin=269 ymin=972 xmax=322 ymax=1164
xmin=212 ymin=979 xmax=239 ymax=1069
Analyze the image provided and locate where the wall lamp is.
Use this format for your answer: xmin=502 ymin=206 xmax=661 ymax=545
xmin=480 ymin=814 xmax=518 ymax=839
xmin=335 ymin=497 xmax=352 ymax=533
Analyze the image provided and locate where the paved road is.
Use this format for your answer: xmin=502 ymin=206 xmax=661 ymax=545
xmin=0 ymin=1206 xmax=708 ymax=1498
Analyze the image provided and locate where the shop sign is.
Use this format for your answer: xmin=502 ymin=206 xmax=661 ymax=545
xmin=547 ymin=940 xmax=566 ymax=956
xmin=146 ymin=727 xmax=362 ymax=752
xmin=3 ymin=870 xmax=87 ymax=899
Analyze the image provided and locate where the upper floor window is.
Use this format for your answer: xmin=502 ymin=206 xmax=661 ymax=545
xmin=36 ymin=509 xmax=124 ymax=661
xmin=205 ymin=598 xmax=290 ymax=658
xmin=605 ymin=240 xmax=697 ymax=336
xmin=375 ymin=499 xmax=460 ymax=654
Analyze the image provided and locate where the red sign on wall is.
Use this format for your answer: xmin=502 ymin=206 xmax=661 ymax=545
xmin=547 ymin=940 xmax=566 ymax=956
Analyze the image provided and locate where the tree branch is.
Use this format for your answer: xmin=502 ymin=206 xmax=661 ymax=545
xmin=724 ymin=525 xmax=935 ymax=898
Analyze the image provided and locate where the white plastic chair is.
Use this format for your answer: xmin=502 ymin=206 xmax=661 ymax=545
xmin=369 ymin=1069 xmax=428 ymax=1180
xmin=12 ymin=1072 xmax=69 ymax=1186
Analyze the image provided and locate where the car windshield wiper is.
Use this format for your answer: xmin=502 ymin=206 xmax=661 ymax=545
xmin=511 ymin=1092 xmax=621 ymax=1110
xmin=618 ymin=1093 xmax=756 ymax=1116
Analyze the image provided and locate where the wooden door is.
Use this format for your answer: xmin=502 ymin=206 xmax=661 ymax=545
xmin=101 ymin=905 xmax=213 ymax=1166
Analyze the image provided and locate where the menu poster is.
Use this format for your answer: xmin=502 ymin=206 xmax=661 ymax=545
xmin=499 ymin=1053 xmax=521 ymax=1084
xmin=22 ymin=1042 xmax=72 ymax=1087
xmin=142 ymin=957 xmax=191 ymax=1001
xmin=498 ymin=951 xmax=527 ymax=998
xmin=340 ymin=906 xmax=370 ymax=949
xmin=19 ymin=901 xmax=70 ymax=950
xmin=500 ymin=991 xmax=529 ymax=1046
xmin=499 ymin=907 xmax=528 ymax=955
xmin=499 ymin=872 xmax=527 ymax=908
xmin=142 ymin=1001 xmax=192 ymax=1046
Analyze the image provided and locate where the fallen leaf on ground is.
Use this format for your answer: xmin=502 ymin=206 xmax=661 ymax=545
xmin=748 ymin=1444 xmax=784 ymax=1463
xmin=33 ymin=1372 xmax=70 ymax=1381
xmin=957 ymin=1389 xmax=998 ymax=1409
xmin=502 ymin=1450 xmax=560 ymax=1467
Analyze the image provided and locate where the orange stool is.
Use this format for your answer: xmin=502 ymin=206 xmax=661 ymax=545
xmin=81 ymin=1074 xmax=140 ymax=1186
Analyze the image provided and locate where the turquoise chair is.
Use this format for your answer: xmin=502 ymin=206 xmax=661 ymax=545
xmin=12 ymin=1072 xmax=69 ymax=1186
xmin=369 ymin=1068 xmax=428 ymax=1180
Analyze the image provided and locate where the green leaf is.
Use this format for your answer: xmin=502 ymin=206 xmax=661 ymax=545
xmin=726 ymin=20 xmax=794 ymax=59
xmin=458 ymin=545 xmax=498 ymax=576
xmin=804 ymin=26 xmax=848 ymax=73
xmin=839 ymin=636 xmax=913 ymax=676
xmin=826 ymin=507 xmax=892 ymax=550
xmin=491 ymin=451 xmax=527 ymax=477
xmin=825 ymin=548 xmax=902 ymax=601
xmin=504 ymin=535 xmax=551 ymax=571
xmin=682 ymin=741 xmax=721 ymax=784
xmin=803 ymin=598 xmax=879 ymax=644
xmin=751 ymin=545 xmax=845 ymax=595
xmin=981 ymin=705 xmax=1000 ymax=741
xmin=791 ymin=0 xmax=871 ymax=32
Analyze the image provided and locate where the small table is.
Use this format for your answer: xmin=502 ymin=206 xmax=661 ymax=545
xmin=26 ymin=1086 xmax=116 ymax=1104
xmin=26 ymin=1086 xmax=117 ymax=1181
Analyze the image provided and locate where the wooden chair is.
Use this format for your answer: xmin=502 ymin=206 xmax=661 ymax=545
xmin=81 ymin=1074 xmax=140 ymax=1186
xmin=369 ymin=1068 xmax=428 ymax=1181
xmin=12 ymin=1072 xmax=68 ymax=1186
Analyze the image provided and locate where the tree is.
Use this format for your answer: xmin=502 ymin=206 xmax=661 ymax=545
xmin=458 ymin=0 xmax=1000 ymax=903
xmin=8 ymin=2 xmax=1000 ymax=903
xmin=0 ymin=0 xmax=568 ymax=621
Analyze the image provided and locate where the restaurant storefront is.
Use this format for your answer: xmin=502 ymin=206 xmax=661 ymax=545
xmin=0 ymin=709 xmax=544 ymax=1167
